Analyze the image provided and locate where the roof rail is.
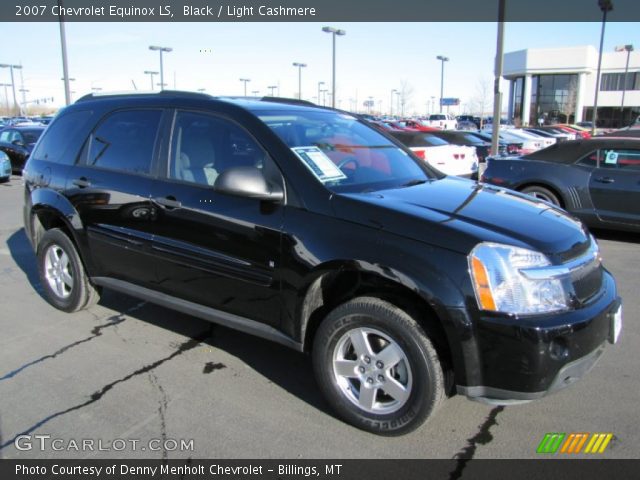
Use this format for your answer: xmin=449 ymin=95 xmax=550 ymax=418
xmin=259 ymin=96 xmax=317 ymax=107
xmin=75 ymin=90 xmax=211 ymax=103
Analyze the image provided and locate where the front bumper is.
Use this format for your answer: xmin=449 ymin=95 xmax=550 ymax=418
xmin=452 ymin=271 xmax=620 ymax=404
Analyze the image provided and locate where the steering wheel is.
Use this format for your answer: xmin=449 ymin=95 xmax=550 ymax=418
xmin=337 ymin=156 xmax=360 ymax=170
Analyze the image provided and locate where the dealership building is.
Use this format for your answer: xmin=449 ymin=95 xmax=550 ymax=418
xmin=504 ymin=45 xmax=640 ymax=128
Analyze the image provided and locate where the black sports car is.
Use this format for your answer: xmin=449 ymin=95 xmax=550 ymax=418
xmin=0 ymin=125 xmax=45 ymax=173
xmin=481 ymin=137 xmax=640 ymax=232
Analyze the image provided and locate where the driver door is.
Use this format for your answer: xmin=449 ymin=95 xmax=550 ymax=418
xmin=589 ymin=147 xmax=640 ymax=227
xmin=148 ymin=110 xmax=285 ymax=327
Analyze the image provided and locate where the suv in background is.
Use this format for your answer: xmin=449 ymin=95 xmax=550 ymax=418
xmin=23 ymin=92 xmax=621 ymax=435
xmin=424 ymin=113 xmax=457 ymax=130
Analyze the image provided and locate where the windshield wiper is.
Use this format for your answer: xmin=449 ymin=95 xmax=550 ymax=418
xmin=401 ymin=179 xmax=427 ymax=188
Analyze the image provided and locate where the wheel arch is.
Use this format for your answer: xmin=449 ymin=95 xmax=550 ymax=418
xmin=27 ymin=189 xmax=88 ymax=267
xmin=297 ymin=262 xmax=456 ymax=391
xmin=516 ymin=181 xmax=566 ymax=208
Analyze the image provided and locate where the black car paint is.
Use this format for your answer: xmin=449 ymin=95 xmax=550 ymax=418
xmin=482 ymin=138 xmax=640 ymax=232
xmin=23 ymin=93 xmax=619 ymax=402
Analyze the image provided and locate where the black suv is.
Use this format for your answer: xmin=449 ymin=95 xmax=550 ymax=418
xmin=23 ymin=92 xmax=621 ymax=435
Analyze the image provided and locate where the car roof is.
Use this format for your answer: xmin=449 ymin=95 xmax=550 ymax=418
xmin=522 ymin=138 xmax=640 ymax=163
xmin=73 ymin=90 xmax=326 ymax=114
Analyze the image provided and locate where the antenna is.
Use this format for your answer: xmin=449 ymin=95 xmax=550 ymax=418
xmin=131 ymin=79 xmax=138 ymax=91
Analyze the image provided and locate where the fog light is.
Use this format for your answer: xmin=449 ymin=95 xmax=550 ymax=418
xmin=549 ymin=338 xmax=569 ymax=360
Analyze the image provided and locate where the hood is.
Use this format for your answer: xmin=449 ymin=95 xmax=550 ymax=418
xmin=333 ymin=176 xmax=590 ymax=259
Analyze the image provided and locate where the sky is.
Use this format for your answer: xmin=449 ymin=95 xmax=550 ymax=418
xmin=1 ymin=21 xmax=638 ymax=115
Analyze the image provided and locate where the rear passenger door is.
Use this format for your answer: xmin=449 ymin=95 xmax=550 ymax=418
xmin=66 ymin=108 xmax=165 ymax=287
xmin=589 ymin=148 xmax=640 ymax=227
xmin=148 ymin=110 xmax=284 ymax=327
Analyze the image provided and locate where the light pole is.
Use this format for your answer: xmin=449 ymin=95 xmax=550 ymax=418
xmin=320 ymin=89 xmax=328 ymax=106
xmin=149 ymin=45 xmax=172 ymax=91
xmin=267 ymin=85 xmax=277 ymax=96
xmin=197 ymin=88 xmax=206 ymax=92
xmin=292 ymin=62 xmax=307 ymax=99
xmin=436 ymin=55 xmax=449 ymax=113
xmin=91 ymin=87 xmax=102 ymax=92
xmin=592 ymin=0 xmax=613 ymax=134
xmin=615 ymin=44 xmax=634 ymax=127
xmin=430 ymin=96 xmax=436 ymax=115
xmin=395 ymin=91 xmax=401 ymax=117
xmin=0 ymin=64 xmax=21 ymax=114
xmin=390 ymin=89 xmax=397 ymax=117
xmin=239 ymin=78 xmax=251 ymax=96
xmin=56 ymin=0 xmax=71 ymax=106
xmin=317 ymin=81 xmax=325 ymax=105
xmin=19 ymin=88 xmax=29 ymax=113
xmin=60 ymin=77 xmax=75 ymax=102
xmin=368 ymin=96 xmax=374 ymax=114
xmin=322 ymin=26 xmax=346 ymax=108
xmin=251 ymin=90 xmax=259 ymax=97
xmin=144 ymin=70 xmax=158 ymax=90
xmin=0 ymin=83 xmax=10 ymax=113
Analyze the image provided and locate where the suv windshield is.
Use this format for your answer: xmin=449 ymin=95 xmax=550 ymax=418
xmin=258 ymin=110 xmax=432 ymax=192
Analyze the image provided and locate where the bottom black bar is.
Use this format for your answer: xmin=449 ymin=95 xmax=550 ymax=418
xmin=2 ymin=459 xmax=638 ymax=480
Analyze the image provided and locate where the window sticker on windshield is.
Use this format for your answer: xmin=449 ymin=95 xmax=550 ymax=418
xmin=292 ymin=146 xmax=347 ymax=183
xmin=605 ymin=151 xmax=618 ymax=165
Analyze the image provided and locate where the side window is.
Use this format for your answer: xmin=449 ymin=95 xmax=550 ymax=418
xmin=170 ymin=111 xmax=268 ymax=186
xmin=0 ymin=130 xmax=14 ymax=143
xmin=577 ymin=150 xmax=599 ymax=167
xmin=87 ymin=109 xmax=161 ymax=175
xmin=31 ymin=110 xmax=93 ymax=165
xmin=600 ymin=149 xmax=640 ymax=171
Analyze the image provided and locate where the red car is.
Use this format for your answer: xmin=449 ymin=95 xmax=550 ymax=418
xmin=400 ymin=119 xmax=440 ymax=132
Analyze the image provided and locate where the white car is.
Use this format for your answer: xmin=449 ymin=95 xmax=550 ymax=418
xmin=484 ymin=128 xmax=546 ymax=155
xmin=510 ymin=129 xmax=557 ymax=148
xmin=391 ymin=132 xmax=478 ymax=177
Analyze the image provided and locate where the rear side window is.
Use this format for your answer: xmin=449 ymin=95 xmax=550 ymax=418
xmin=87 ymin=109 xmax=161 ymax=175
xmin=31 ymin=111 xmax=93 ymax=165
xmin=600 ymin=149 xmax=640 ymax=171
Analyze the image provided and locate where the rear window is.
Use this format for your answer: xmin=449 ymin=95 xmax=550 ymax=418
xmin=31 ymin=111 xmax=93 ymax=165
xmin=86 ymin=109 xmax=161 ymax=175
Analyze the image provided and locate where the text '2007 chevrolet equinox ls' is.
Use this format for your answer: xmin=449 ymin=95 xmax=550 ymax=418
xmin=23 ymin=92 xmax=622 ymax=435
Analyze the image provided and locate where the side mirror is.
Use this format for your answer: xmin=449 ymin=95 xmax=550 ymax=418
xmin=12 ymin=140 xmax=25 ymax=147
xmin=214 ymin=166 xmax=284 ymax=202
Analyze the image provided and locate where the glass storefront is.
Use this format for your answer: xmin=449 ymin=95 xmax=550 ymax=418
xmin=511 ymin=76 xmax=525 ymax=126
xmin=529 ymin=74 xmax=579 ymax=126
xmin=583 ymin=106 xmax=640 ymax=129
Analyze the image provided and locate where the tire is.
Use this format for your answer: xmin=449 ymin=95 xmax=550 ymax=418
xmin=520 ymin=185 xmax=561 ymax=206
xmin=312 ymin=297 xmax=445 ymax=435
xmin=37 ymin=228 xmax=100 ymax=312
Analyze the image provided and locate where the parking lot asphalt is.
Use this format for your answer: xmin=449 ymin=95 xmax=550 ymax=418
xmin=0 ymin=175 xmax=638 ymax=460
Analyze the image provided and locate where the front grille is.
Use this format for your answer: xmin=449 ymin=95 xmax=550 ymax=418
xmin=567 ymin=238 xmax=603 ymax=305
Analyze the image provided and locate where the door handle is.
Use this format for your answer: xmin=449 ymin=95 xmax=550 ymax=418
xmin=594 ymin=177 xmax=615 ymax=184
xmin=153 ymin=196 xmax=182 ymax=209
xmin=72 ymin=177 xmax=91 ymax=188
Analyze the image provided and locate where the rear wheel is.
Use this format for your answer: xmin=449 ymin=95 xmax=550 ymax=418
xmin=37 ymin=228 xmax=100 ymax=312
xmin=312 ymin=297 xmax=445 ymax=435
xmin=521 ymin=185 xmax=561 ymax=206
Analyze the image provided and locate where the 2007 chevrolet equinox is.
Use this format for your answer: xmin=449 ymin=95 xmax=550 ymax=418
xmin=23 ymin=92 xmax=622 ymax=435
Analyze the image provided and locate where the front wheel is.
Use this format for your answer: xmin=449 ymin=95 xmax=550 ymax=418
xmin=312 ymin=297 xmax=445 ymax=435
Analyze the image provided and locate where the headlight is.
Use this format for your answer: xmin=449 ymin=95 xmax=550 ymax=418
xmin=468 ymin=242 xmax=570 ymax=315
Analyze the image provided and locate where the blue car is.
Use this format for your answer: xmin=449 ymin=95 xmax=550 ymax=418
xmin=0 ymin=150 xmax=11 ymax=182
